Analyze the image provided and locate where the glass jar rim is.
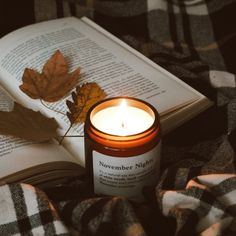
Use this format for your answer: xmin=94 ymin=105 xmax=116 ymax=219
xmin=86 ymin=96 xmax=160 ymax=141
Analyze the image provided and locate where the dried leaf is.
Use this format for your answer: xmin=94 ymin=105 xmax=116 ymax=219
xmin=66 ymin=82 xmax=106 ymax=124
xmin=0 ymin=102 xmax=59 ymax=141
xmin=19 ymin=50 xmax=80 ymax=102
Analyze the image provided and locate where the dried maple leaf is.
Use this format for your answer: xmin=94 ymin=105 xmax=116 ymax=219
xmin=0 ymin=102 xmax=59 ymax=141
xmin=19 ymin=50 xmax=80 ymax=102
xmin=66 ymin=82 xmax=107 ymax=124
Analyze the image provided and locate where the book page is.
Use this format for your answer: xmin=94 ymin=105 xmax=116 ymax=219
xmin=0 ymin=86 xmax=81 ymax=179
xmin=0 ymin=17 xmax=205 ymax=165
xmin=0 ymin=17 xmax=199 ymax=121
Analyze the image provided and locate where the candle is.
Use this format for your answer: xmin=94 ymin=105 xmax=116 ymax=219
xmin=91 ymin=99 xmax=154 ymax=136
xmin=84 ymin=97 xmax=161 ymax=202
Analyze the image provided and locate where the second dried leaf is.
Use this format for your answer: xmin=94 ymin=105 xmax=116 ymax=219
xmin=66 ymin=82 xmax=106 ymax=124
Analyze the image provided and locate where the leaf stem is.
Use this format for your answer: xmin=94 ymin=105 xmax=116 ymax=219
xmin=40 ymin=99 xmax=66 ymax=116
xmin=59 ymin=124 xmax=73 ymax=145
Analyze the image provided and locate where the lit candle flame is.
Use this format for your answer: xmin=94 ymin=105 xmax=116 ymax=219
xmin=120 ymin=99 xmax=127 ymax=110
xmin=119 ymin=99 xmax=127 ymax=130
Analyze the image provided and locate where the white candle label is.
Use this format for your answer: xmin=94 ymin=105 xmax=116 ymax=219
xmin=92 ymin=142 xmax=161 ymax=201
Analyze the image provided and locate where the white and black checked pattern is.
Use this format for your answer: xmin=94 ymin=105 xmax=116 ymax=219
xmin=0 ymin=0 xmax=236 ymax=235
xmin=0 ymin=184 xmax=69 ymax=235
xmin=157 ymin=171 xmax=236 ymax=235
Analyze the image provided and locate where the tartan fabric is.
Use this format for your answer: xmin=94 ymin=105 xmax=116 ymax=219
xmin=0 ymin=183 xmax=69 ymax=235
xmin=156 ymin=173 xmax=236 ymax=236
xmin=0 ymin=0 xmax=236 ymax=235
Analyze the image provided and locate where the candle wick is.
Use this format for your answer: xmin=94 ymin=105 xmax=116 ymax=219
xmin=121 ymin=121 xmax=125 ymax=128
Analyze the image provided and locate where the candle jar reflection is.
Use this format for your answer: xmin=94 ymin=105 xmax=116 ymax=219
xmin=84 ymin=97 xmax=161 ymax=202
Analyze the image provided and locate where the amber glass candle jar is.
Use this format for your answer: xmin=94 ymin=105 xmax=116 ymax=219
xmin=84 ymin=97 xmax=161 ymax=201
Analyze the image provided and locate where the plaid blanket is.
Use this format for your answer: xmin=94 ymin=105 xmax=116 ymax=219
xmin=1 ymin=0 xmax=236 ymax=235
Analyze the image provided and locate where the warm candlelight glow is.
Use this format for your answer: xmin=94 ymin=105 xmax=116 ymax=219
xmin=85 ymin=97 xmax=161 ymax=202
xmin=119 ymin=99 xmax=127 ymax=130
xmin=91 ymin=98 xmax=154 ymax=136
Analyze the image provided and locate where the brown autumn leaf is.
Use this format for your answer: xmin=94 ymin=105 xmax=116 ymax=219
xmin=0 ymin=102 xmax=59 ymax=141
xmin=19 ymin=50 xmax=80 ymax=102
xmin=66 ymin=82 xmax=107 ymax=124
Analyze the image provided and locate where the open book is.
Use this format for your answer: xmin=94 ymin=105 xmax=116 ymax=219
xmin=0 ymin=17 xmax=212 ymax=186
